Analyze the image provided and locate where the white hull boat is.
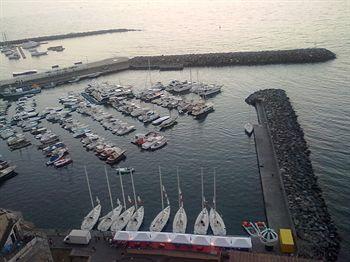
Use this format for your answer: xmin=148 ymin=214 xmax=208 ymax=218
xmin=152 ymin=115 xmax=170 ymax=125
xmin=110 ymin=206 xmax=135 ymax=232
xmin=244 ymin=123 xmax=254 ymax=136
xmin=81 ymin=201 xmax=101 ymax=231
xmin=209 ymin=208 xmax=226 ymax=236
xmin=97 ymin=203 xmax=123 ymax=232
xmin=150 ymin=206 xmax=170 ymax=232
xmin=173 ymin=206 xmax=187 ymax=233
xmin=194 ymin=208 xmax=209 ymax=235
xmin=126 ymin=206 xmax=144 ymax=231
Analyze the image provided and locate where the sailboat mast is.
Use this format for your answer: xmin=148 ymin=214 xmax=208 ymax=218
xmin=105 ymin=166 xmax=113 ymax=209
xmin=213 ymin=168 xmax=216 ymax=210
xmin=84 ymin=166 xmax=94 ymax=209
xmin=119 ymin=170 xmax=126 ymax=209
xmin=130 ymin=170 xmax=138 ymax=210
xmin=177 ymin=167 xmax=180 ymax=208
xmin=159 ymin=166 xmax=164 ymax=210
xmin=201 ymin=168 xmax=204 ymax=209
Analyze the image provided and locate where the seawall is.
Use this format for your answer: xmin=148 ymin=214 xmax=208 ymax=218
xmin=0 ymin=28 xmax=141 ymax=46
xmin=130 ymin=48 xmax=336 ymax=68
xmin=246 ymin=89 xmax=340 ymax=261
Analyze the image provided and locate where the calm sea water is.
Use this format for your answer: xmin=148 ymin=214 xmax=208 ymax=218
xmin=0 ymin=0 xmax=349 ymax=259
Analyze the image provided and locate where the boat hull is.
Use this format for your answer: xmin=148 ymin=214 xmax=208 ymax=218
xmin=194 ymin=208 xmax=209 ymax=235
xmin=150 ymin=206 xmax=170 ymax=232
xmin=126 ymin=206 xmax=144 ymax=231
xmin=209 ymin=208 xmax=226 ymax=236
xmin=173 ymin=207 xmax=187 ymax=233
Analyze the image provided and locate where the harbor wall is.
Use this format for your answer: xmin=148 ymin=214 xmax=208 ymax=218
xmin=246 ymin=89 xmax=340 ymax=261
xmin=130 ymin=48 xmax=336 ymax=68
xmin=0 ymin=29 xmax=140 ymax=46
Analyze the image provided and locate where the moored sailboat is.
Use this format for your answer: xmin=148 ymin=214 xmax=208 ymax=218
xmin=126 ymin=170 xmax=144 ymax=231
xmin=209 ymin=168 xmax=226 ymax=236
xmin=97 ymin=167 xmax=123 ymax=231
xmin=173 ymin=167 xmax=187 ymax=233
xmin=81 ymin=167 xmax=101 ymax=230
xmin=194 ymin=169 xmax=209 ymax=235
xmin=150 ymin=167 xmax=171 ymax=232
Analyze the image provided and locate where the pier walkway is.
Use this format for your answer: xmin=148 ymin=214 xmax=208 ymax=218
xmin=253 ymin=102 xmax=292 ymax=232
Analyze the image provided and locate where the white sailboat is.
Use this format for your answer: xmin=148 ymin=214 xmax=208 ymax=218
xmin=209 ymin=168 xmax=226 ymax=236
xmin=150 ymin=166 xmax=171 ymax=232
xmin=97 ymin=167 xmax=123 ymax=231
xmin=110 ymin=170 xmax=135 ymax=232
xmin=173 ymin=167 xmax=187 ymax=233
xmin=126 ymin=170 xmax=144 ymax=231
xmin=81 ymin=166 xmax=101 ymax=230
xmin=194 ymin=169 xmax=209 ymax=235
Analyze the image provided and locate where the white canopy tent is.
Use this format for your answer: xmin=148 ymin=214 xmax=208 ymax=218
xmin=170 ymin=233 xmax=192 ymax=245
xmin=113 ymin=231 xmax=135 ymax=241
xmin=210 ymin=236 xmax=231 ymax=248
xmin=231 ymin=237 xmax=252 ymax=249
xmin=131 ymin=232 xmax=151 ymax=242
xmin=191 ymin=235 xmax=211 ymax=246
xmin=150 ymin=232 xmax=172 ymax=243
xmin=113 ymin=231 xmax=252 ymax=250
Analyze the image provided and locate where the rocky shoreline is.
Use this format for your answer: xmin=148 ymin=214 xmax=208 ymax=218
xmin=130 ymin=48 xmax=335 ymax=68
xmin=246 ymin=89 xmax=340 ymax=261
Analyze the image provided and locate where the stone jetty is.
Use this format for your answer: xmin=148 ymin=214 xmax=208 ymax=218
xmin=130 ymin=48 xmax=335 ymax=69
xmin=0 ymin=28 xmax=140 ymax=46
xmin=246 ymin=89 xmax=340 ymax=261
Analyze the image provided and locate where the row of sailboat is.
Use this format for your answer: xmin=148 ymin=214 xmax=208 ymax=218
xmin=80 ymin=167 xmax=226 ymax=236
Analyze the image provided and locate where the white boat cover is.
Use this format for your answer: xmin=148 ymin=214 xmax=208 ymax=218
xmin=113 ymin=231 xmax=252 ymax=249
xmin=114 ymin=231 xmax=135 ymax=241
xmin=150 ymin=232 xmax=171 ymax=243
xmin=131 ymin=231 xmax=151 ymax=242
xmin=231 ymin=237 xmax=252 ymax=249
xmin=170 ymin=233 xmax=191 ymax=244
xmin=191 ymin=235 xmax=211 ymax=246
xmin=210 ymin=236 xmax=231 ymax=248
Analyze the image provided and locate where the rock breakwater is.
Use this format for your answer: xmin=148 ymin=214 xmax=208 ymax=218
xmin=0 ymin=28 xmax=140 ymax=45
xmin=246 ymin=89 xmax=340 ymax=261
xmin=130 ymin=48 xmax=335 ymax=69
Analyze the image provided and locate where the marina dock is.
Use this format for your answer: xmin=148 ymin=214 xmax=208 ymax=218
xmin=254 ymin=102 xmax=293 ymax=232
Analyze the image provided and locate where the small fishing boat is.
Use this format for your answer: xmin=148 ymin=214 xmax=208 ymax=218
xmin=244 ymin=123 xmax=254 ymax=136
xmin=242 ymin=221 xmax=259 ymax=237
xmin=54 ymin=156 xmax=73 ymax=168
xmin=115 ymin=167 xmax=135 ymax=174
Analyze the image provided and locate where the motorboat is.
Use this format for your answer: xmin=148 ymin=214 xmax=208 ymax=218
xmin=150 ymin=137 xmax=167 ymax=150
xmin=115 ymin=167 xmax=135 ymax=175
xmin=46 ymin=149 xmax=67 ymax=165
xmin=159 ymin=118 xmax=178 ymax=130
xmin=54 ymin=156 xmax=73 ymax=168
xmin=0 ymin=165 xmax=17 ymax=182
xmin=152 ymin=115 xmax=170 ymax=125
xmin=244 ymin=123 xmax=254 ymax=136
